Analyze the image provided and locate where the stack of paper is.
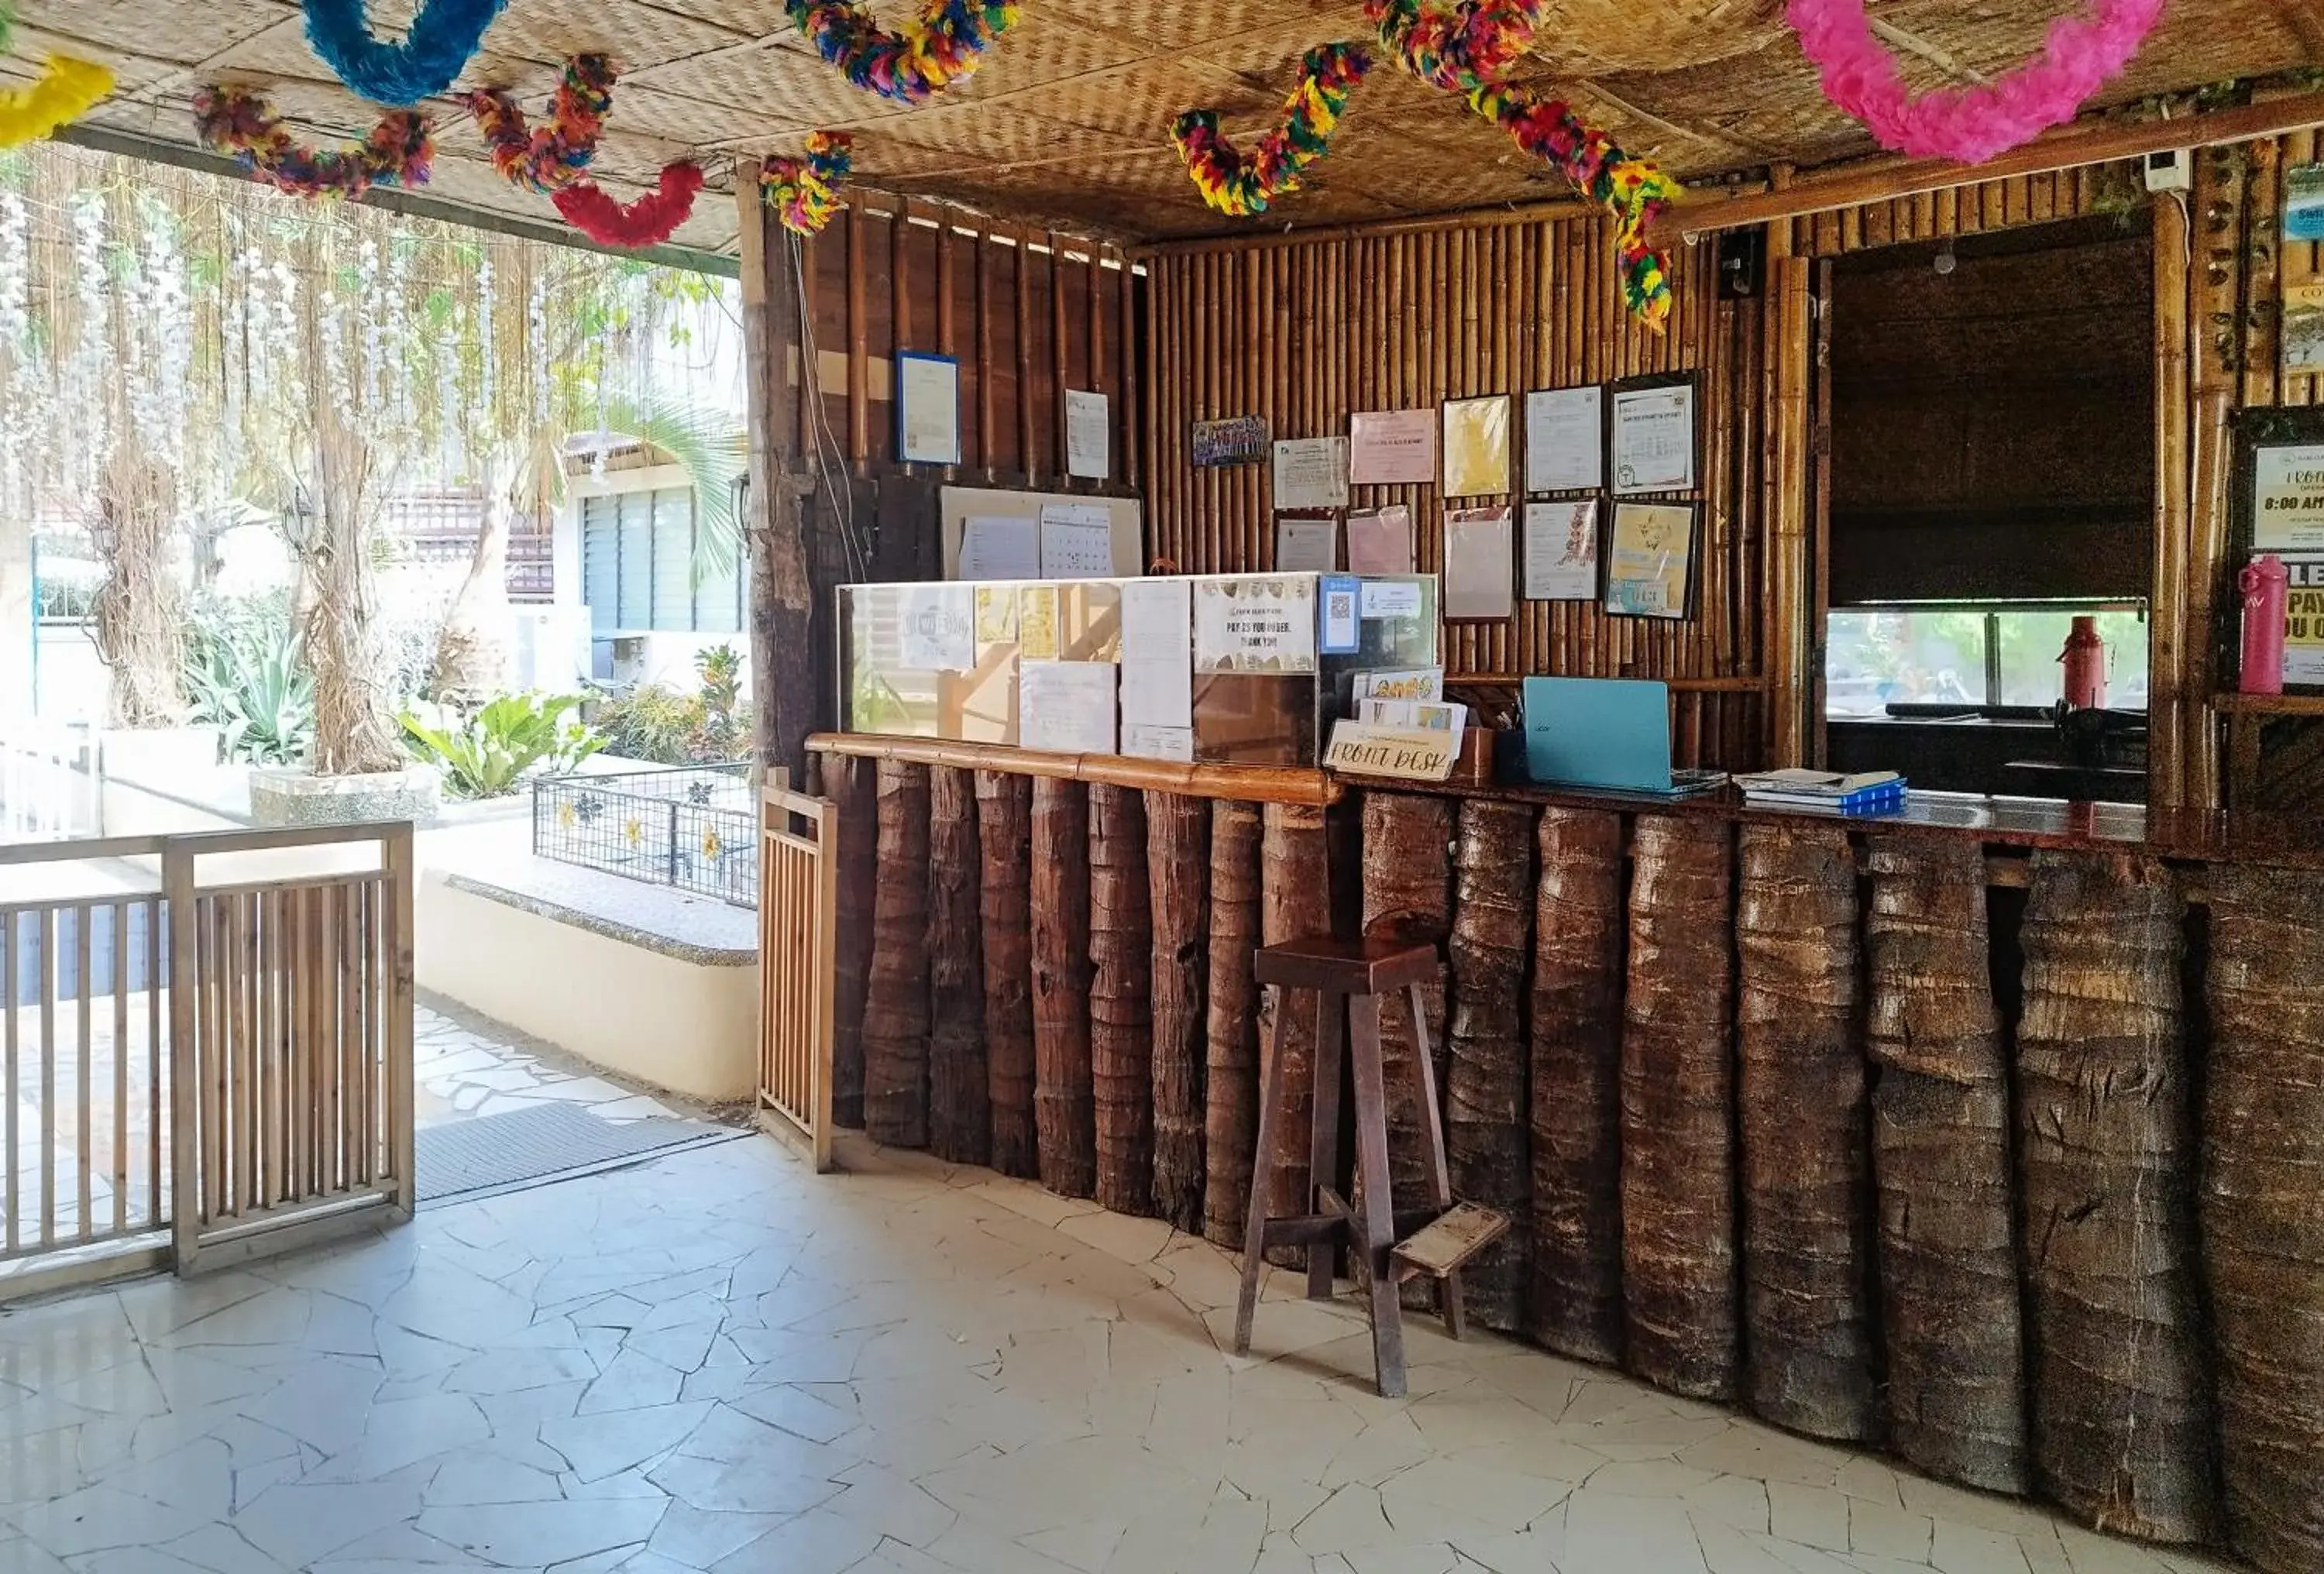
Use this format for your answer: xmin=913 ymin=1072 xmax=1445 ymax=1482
xmin=1359 ymin=698 xmax=1467 ymax=733
xmin=1734 ymin=768 xmax=1908 ymax=816
xmin=1351 ymin=668 xmax=1445 ymax=705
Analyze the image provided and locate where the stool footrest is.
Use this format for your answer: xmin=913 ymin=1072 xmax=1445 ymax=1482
xmin=1391 ymin=1202 xmax=1510 ymax=1281
xmin=1258 ymin=1213 xmax=1349 ymax=1250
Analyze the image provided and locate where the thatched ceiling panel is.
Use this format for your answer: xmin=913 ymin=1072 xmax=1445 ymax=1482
xmin=5 ymin=0 xmax=2318 ymax=263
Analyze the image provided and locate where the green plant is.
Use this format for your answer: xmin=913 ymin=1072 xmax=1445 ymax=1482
xmin=400 ymin=692 xmax=602 ymax=799
xmin=691 ymin=643 xmax=744 ymax=759
xmin=591 ymin=682 xmax=706 ymax=765
xmin=184 ymin=614 xmax=315 ymax=765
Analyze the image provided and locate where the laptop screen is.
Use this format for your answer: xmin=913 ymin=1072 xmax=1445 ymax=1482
xmin=1521 ymin=677 xmax=1674 ymax=792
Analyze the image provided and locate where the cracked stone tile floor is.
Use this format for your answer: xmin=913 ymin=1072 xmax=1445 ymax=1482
xmin=0 ymin=1131 xmax=2243 ymax=1574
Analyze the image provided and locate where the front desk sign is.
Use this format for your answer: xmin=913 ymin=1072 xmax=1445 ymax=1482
xmin=1325 ymin=722 xmax=1461 ymax=782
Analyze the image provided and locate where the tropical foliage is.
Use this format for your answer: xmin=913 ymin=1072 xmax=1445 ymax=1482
xmin=183 ymin=610 xmax=315 ymax=766
xmin=590 ymin=644 xmax=748 ymax=765
xmin=399 ymin=691 xmax=603 ymax=799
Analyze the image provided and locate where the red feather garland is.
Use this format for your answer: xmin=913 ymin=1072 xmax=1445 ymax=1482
xmin=551 ymin=162 xmax=705 ymax=249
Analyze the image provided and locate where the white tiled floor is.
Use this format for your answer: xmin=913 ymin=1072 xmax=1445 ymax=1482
xmin=414 ymin=1003 xmax=693 ymax=1132
xmin=0 ymin=1132 xmax=2239 ymax=1574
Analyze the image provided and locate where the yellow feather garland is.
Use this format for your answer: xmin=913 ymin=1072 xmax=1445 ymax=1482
xmin=0 ymin=56 xmax=115 ymax=149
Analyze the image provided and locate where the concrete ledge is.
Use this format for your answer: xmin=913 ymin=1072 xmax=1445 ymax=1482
xmin=417 ymin=862 xmax=758 ymax=1105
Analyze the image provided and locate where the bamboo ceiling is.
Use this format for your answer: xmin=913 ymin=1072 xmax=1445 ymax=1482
xmin=4 ymin=0 xmax=2319 ymax=260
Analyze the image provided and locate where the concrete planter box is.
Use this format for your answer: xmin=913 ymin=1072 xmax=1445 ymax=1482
xmin=98 ymin=725 xmax=218 ymax=785
xmin=249 ymin=765 xmax=441 ymax=828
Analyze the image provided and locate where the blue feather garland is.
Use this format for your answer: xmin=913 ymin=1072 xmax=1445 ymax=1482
xmin=304 ymin=0 xmax=508 ymax=105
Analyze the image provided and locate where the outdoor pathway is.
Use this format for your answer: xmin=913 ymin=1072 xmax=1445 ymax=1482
xmin=0 ymin=1131 xmax=2240 ymax=1574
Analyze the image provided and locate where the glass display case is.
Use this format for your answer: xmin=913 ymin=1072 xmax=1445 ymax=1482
xmin=837 ymin=572 xmax=1439 ymax=768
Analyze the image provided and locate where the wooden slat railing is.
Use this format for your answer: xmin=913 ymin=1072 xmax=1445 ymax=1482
xmin=758 ymin=779 xmax=837 ymax=1172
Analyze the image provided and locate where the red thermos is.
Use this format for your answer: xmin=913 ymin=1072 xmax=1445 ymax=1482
xmin=2240 ymin=554 xmax=2289 ymax=696
xmin=2058 ymin=616 xmax=2106 ymax=709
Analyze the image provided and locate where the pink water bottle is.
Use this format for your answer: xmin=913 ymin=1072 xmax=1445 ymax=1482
xmin=2240 ymin=555 xmax=2288 ymax=696
xmin=2058 ymin=616 xmax=2106 ymax=709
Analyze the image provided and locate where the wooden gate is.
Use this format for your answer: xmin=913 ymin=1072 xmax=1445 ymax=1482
xmin=757 ymin=777 xmax=837 ymax=1171
xmin=167 ymin=823 xmax=417 ymax=1273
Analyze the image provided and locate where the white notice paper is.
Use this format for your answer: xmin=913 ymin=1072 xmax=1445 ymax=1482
xmin=1611 ymin=383 xmax=1697 ymax=494
xmin=897 ymin=353 xmax=961 ymax=466
xmin=1122 ymin=723 xmax=1195 ymax=762
xmin=1040 ymin=502 xmax=1116 ymax=579
xmin=1274 ymin=516 xmax=1339 ymax=572
xmin=1019 ymin=660 xmax=1118 ymax=754
xmin=1118 ymin=578 xmax=1194 ymax=730
xmin=1360 ymin=580 xmax=1424 ymax=620
xmin=1273 ymin=437 xmax=1350 ymax=510
xmin=958 ymin=514 xmax=1040 ymax=580
xmin=1525 ymin=387 xmax=1604 ymax=493
xmin=899 ymin=584 xmax=975 ymax=671
xmin=1065 ymin=390 xmax=1110 ymax=480
xmin=1523 ymin=498 xmax=1601 ymax=600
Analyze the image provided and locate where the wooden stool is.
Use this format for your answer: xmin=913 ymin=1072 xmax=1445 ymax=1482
xmin=1232 ymin=935 xmax=1508 ymax=1398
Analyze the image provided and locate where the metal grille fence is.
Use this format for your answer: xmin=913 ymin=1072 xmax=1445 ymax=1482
xmin=533 ymin=765 xmax=758 ymax=906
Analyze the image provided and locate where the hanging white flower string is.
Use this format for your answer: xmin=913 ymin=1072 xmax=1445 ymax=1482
xmin=0 ymin=191 xmax=32 ymax=513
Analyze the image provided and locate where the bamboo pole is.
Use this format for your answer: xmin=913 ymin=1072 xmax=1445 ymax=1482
xmin=2018 ymin=852 xmax=2211 ymax=1544
xmin=1088 ymin=784 xmax=1154 ymax=1217
xmin=1147 ymin=791 xmax=1210 ymax=1235
xmin=1736 ymin=824 xmax=1876 ymax=1442
xmin=927 ymin=765 xmax=989 ymax=1167
xmin=976 ymin=771 xmax=1038 ymax=1179
xmin=1621 ymin=815 xmax=1739 ymax=1401
xmin=1032 ymin=777 xmax=1095 ymax=1197
xmin=1527 ymin=807 xmax=1626 ymax=1365
xmin=1205 ymin=800 xmax=1264 ymax=1249
xmin=862 ymin=761 xmax=931 ymax=1149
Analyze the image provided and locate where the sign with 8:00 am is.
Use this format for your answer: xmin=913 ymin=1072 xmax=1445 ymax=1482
xmin=2254 ymin=444 xmax=2324 ymax=550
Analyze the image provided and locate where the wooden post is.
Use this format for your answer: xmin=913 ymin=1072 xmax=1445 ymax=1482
xmin=1621 ymin=815 xmax=1738 ymax=1401
xmin=830 ymin=754 xmax=877 ymax=1129
xmin=2018 ymin=851 xmax=2211 ymax=1544
xmin=1737 ymin=824 xmax=1876 ymax=1442
xmin=1260 ymin=802 xmax=1328 ymax=1266
xmin=975 ymin=771 xmax=1037 ymax=1178
xmin=2206 ymin=864 xmax=2324 ymax=1574
xmin=1765 ymin=164 xmax=1812 ymax=768
xmin=1445 ymin=800 xmax=1534 ymax=1334
xmin=927 ymin=765 xmax=989 ymax=1167
xmin=862 ymin=761 xmax=930 ymax=1149
xmin=1527 ymin=807 xmax=1625 ymax=1365
xmin=1205 ymin=800 xmax=1264 ymax=1248
xmin=1147 ymin=791 xmax=1209 ymax=1235
xmin=1032 ymin=777 xmax=1095 ymax=1198
xmin=1867 ymin=840 xmax=2027 ymax=1496
xmin=1089 ymin=785 xmax=1154 ymax=1217
xmin=737 ymin=163 xmax=816 ymax=780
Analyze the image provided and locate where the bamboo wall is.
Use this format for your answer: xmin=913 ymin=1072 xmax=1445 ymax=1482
xmin=1143 ymin=218 xmax=1765 ymax=770
xmin=1134 ymin=139 xmax=2324 ymax=806
xmin=797 ymin=196 xmax=1142 ymax=493
xmin=810 ymin=744 xmax=2324 ymax=1574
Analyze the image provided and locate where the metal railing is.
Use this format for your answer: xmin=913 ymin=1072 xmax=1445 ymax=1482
xmin=532 ymin=764 xmax=758 ymax=906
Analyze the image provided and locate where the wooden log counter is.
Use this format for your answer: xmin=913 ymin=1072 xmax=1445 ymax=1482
xmin=807 ymin=734 xmax=2324 ymax=1574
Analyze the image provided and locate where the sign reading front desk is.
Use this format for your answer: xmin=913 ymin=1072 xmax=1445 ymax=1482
xmin=1325 ymin=722 xmax=1460 ymax=783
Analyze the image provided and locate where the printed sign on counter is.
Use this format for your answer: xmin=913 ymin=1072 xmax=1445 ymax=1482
xmin=1325 ymin=723 xmax=1460 ymax=782
xmin=2255 ymin=444 xmax=2324 ymax=552
xmin=1119 ymin=578 xmax=1194 ymax=730
xmin=899 ymin=584 xmax=975 ymax=671
xmin=1193 ymin=576 xmax=1318 ymax=674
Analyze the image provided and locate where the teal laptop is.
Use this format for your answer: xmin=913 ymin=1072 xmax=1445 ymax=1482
xmin=1521 ymin=677 xmax=1727 ymax=796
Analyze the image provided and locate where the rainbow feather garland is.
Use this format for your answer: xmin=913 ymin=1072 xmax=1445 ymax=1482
xmin=468 ymin=54 xmax=615 ymax=194
xmin=194 ymin=84 xmax=433 ymax=198
xmin=0 ymin=55 xmax=115 ymax=150
xmin=1367 ymin=0 xmax=1675 ymax=327
xmin=303 ymin=0 xmax=507 ymax=106
xmin=759 ymin=131 xmax=853 ymax=235
xmin=786 ymin=0 xmax=1018 ymax=104
xmin=1171 ymin=42 xmax=1372 ymax=218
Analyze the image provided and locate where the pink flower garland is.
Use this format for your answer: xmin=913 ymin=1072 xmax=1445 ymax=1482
xmin=1787 ymin=0 xmax=2164 ymax=165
